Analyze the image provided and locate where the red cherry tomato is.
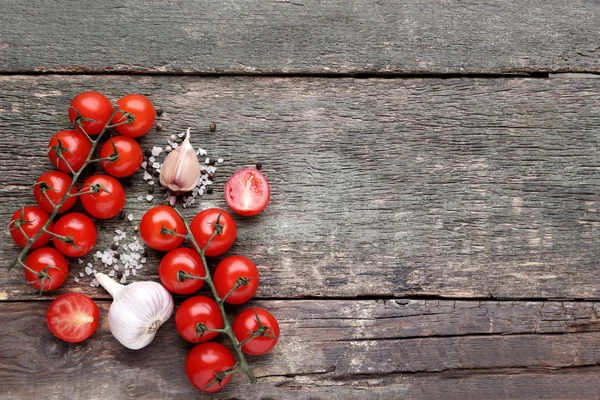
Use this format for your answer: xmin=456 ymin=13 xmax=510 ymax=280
xmin=190 ymin=208 xmax=236 ymax=257
xmin=68 ymin=91 xmax=113 ymax=136
xmin=233 ymin=308 xmax=280 ymax=355
xmin=48 ymin=130 xmax=92 ymax=174
xmin=9 ymin=206 xmax=53 ymax=249
xmin=52 ymin=212 xmax=97 ymax=257
xmin=33 ymin=171 xmax=77 ymax=214
xmin=213 ymin=256 xmax=259 ymax=305
xmin=185 ymin=342 xmax=235 ymax=393
xmin=100 ymin=136 xmax=143 ymax=178
xmin=140 ymin=206 xmax=186 ymax=251
xmin=47 ymin=293 xmax=100 ymax=342
xmin=176 ymin=296 xmax=224 ymax=343
xmin=159 ymin=248 xmax=205 ymax=294
xmin=24 ymin=247 xmax=69 ymax=292
xmin=80 ymin=175 xmax=125 ymax=219
xmin=112 ymin=94 xmax=155 ymax=138
xmin=224 ymin=168 xmax=270 ymax=216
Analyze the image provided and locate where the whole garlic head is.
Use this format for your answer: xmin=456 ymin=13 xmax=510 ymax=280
xmin=95 ymin=273 xmax=174 ymax=350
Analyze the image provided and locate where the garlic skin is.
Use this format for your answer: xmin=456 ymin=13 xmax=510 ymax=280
xmin=95 ymin=273 xmax=174 ymax=350
xmin=160 ymin=128 xmax=201 ymax=193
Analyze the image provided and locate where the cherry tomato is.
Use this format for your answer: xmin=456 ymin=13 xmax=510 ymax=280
xmin=9 ymin=206 xmax=53 ymax=249
xmin=47 ymin=293 xmax=100 ymax=342
xmin=52 ymin=212 xmax=97 ymax=257
xmin=100 ymin=135 xmax=143 ymax=178
xmin=190 ymin=208 xmax=236 ymax=257
xmin=68 ymin=91 xmax=113 ymax=136
xmin=80 ymin=175 xmax=126 ymax=219
xmin=233 ymin=308 xmax=280 ymax=355
xmin=24 ymin=247 xmax=69 ymax=292
xmin=213 ymin=256 xmax=259 ymax=305
xmin=33 ymin=171 xmax=77 ymax=214
xmin=185 ymin=342 xmax=235 ymax=393
xmin=112 ymin=94 xmax=155 ymax=138
xmin=176 ymin=296 xmax=224 ymax=343
xmin=159 ymin=248 xmax=205 ymax=294
xmin=140 ymin=205 xmax=186 ymax=251
xmin=48 ymin=129 xmax=92 ymax=174
xmin=225 ymin=168 xmax=271 ymax=216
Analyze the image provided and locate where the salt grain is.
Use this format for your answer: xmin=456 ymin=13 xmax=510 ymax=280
xmin=120 ymin=275 xmax=127 ymax=284
xmin=137 ymin=195 xmax=144 ymax=201
xmin=217 ymin=158 xmax=223 ymax=163
xmin=78 ymin=258 xmax=84 ymax=264
xmin=143 ymin=170 xmax=152 ymax=181
xmin=127 ymin=213 xmax=134 ymax=221
xmin=85 ymin=266 xmax=93 ymax=275
xmin=79 ymin=272 xmax=85 ymax=278
xmin=205 ymin=157 xmax=210 ymax=164
xmin=178 ymin=131 xmax=186 ymax=138
xmin=146 ymin=194 xmax=154 ymax=201
xmin=141 ymin=161 xmax=147 ymax=169
xmin=151 ymin=147 xmax=163 ymax=156
xmin=108 ymin=270 xmax=115 ymax=277
xmin=74 ymin=277 xmax=80 ymax=283
xmin=132 ymin=269 xmax=137 ymax=276
xmin=149 ymin=156 xmax=155 ymax=163
xmin=152 ymin=162 xmax=160 ymax=169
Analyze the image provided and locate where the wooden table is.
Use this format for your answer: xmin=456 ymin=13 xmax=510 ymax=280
xmin=1 ymin=1 xmax=599 ymax=399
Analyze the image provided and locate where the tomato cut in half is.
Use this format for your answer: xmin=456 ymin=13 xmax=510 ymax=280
xmin=224 ymin=168 xmax=270 ymax=216
xmin=46 ymin=293 xmax=100 ymax=342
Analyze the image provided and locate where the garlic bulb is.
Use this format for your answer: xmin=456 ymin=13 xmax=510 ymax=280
xmin=96 ymin=272 xmax=174 ymax=350
xmin=160 ymin=128 xmax=201 ymax=193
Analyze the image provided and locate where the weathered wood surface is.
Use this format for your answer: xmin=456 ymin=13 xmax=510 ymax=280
xmin=1 ymin=1 xmax=600 ymax=74
xmin=1 ymin=75 xmax=599 ymax=300
xmin=1 ymin=299 xmax=599 ymax=399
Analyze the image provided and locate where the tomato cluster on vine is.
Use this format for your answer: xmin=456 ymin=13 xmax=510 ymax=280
xmin=140 ymin=171 xmax=278 ymax=393
xmin=8 ymin=91 xmax=155 ymax=342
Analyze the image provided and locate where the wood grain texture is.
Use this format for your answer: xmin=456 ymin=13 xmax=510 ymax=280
xmin=0 ymin=76 xmax=599 ymax=300
xmin=1 ymin=299 xmax=599 ymax=399
xmin=1 ymin=0 xmax=599 ymax=74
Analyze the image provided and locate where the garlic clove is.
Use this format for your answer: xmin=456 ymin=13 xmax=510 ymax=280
xmin=160 ymin=128 xmax=201 ymax=193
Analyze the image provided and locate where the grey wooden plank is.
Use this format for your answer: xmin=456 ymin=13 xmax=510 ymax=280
xmin=0 ymin=76 xmax=599 ymax=300
xmin=1 ymin=300 xmax=599 ymax=399
xmin=1 ymin=0 xmax=599 ymax=74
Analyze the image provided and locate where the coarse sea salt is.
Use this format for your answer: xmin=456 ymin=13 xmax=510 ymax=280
xmin=152 ymin=147 xmax=163 ymax=156
xmin=127 ymin=213 xmax=134 ymax=221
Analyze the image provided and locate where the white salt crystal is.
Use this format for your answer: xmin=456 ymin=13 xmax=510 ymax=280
xmin=146 ymin=195 xmax=154 ymax=202
xmin=198 ymin=148 xmax=207 ymax=156
xmin=151 ymin=147 xmax=163 ymax=156
xmin=149 ymin=181 xmax=154 ymax=185
xmin=178 ymin=131 xmax=186 ymax=137
xmin=143 ymin=171 xmax=152 ymax=181
xmin=205 ymin=157 xmax=210 ymax=164
xmin=172 ymin=143 xmax=178 ymax=149
xmin=136 ymin=264 xmax=143 ymax=270
xmin=217 ymin=158 xmax=223 ymax=163
xmin=141 ymin=161 xmax=147 ymax=169
xmin=149 ymin=156 xmax=155 ymax=163
xmin=74 ymin=277 xmax=80 ymax=283
xmin=120 ymin=275 xmax=127 ymax=284
xmin=125 ymin=269 xmax=130 ymax=277
xmin=127 ymin=213 xmax=133 ymax=221
xmin=141 ymin=257 xmax=147 ymax=264
xmin=79 ymin=272 xmax=85 ymax=278
xmin=108 ymin=270 xmax=115 ymax=277
xmin=132 ymin=269 xmax=137 ymax=276
xmin=169 ymin=196 xmax=176 ymax=206
xmin=152 ymin=162 xmax=160 ymax=169
xmin=85 ymin=266 xmax=93 ymax=275
xmin=77 ymin=258 xmax=84 ymax=264
xmin=137 ymin=195 xmax=144 ymax=201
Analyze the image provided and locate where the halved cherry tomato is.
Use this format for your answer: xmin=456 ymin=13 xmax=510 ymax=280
xmin=9 ymin=206 xmax=53 ymax=249
xmin=176 ymin=296 xmax=224 ymax=343
xmin=185 ymin=342 xmax=235 ymax=393
xmin=33 ymin=171 xmax=77 ymax=214
xmin=48 ymin=129 xmax=91 ymax=174
xmin=159 ymin=248 xmax=205 ymax=294
xmin=112 ymin=94 xmax=155 ymax=138
xmin=140 ymin=205 xmax=186 ymax=251
xmin=213 ymin=256 xmax=259 ymax=305
xmin=190 ymin=208 xmax=236 ymax=257
xmin=52 ymin=212 xmax=97 ymax=257
xmin=24 ymin=247 xmax=69 ymax=292
xmin=68 ymin=91 xmax=114 ymax=136
xmin=47 ymin=293 xmax=100 ymax=342
xmin=100 ymin=135 xmax=143 ymax=178
xmin=80 ymin=175 xmax=126 ymax=219
xmin=233 ymin=308 xmax=280 ymax=355
xmin=224 ymin=168 xmax=270 ymax=216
